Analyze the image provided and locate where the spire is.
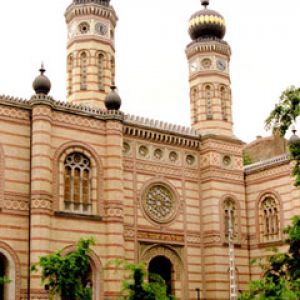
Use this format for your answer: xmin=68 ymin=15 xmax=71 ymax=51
xmin=201 ymin=0 xmax=209 ymax=9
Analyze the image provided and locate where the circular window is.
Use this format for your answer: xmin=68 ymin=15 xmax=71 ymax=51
xmin=139 ymin=145 xmax=149 ymax=157
xmin=201 ymin=58 xmax=212 ymax=69
xmin=223 ymin=155 xmax=232 ymax=166
xmin=186 ymin=154 xmax=196 ymax=166
xmin=154 ymin=148 xmax=163 ymax=160
xmin=143 ymin=184 xmax=177 ymax=223
xmin=169 ymin=151 xmax=178 ymax=162
xmin=79 ymin=22 xmax=90 ymax=34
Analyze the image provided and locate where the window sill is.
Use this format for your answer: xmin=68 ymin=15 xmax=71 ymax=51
xmin=54 ymin=211 xmax=102 ymax=221
xmin=259 ymin=239 xmax=284 ymax=247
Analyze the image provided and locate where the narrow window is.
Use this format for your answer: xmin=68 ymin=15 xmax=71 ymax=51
xmin=64 ymin=153 xmax=91 ymax=213
xmin=80 ymin=52 xmax=88 ymax=90
xmin=68 ymin=55 xmax=73 ymax=96
xmin=205 ymin=85 xmax=213 ymax=120
xmin=260 ymin=197 xmax=280 ymax=242
xmin=111 ymin=56 xmax=115 ymax=85
xmin=224 ymin=198 xmax=237 ymax=240
xmin=191 ymin=88 xmax=198 ymax=124
xmin=98 ymin=53 xmax=105 ymax=90
xmin=221 ymin=86 xmax=227 ymax=120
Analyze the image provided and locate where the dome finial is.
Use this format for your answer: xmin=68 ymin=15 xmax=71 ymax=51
xmin=292 ymin=125 xmax=297 ymax=135
xmin=33 ymin=63 xmax=51 ymax=95
xmin=40 ymin=62 xmax=45 ymax=75
xmin=201 ymin=0 xmax=209 ymax=8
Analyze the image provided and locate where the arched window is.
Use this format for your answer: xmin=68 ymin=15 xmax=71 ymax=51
xmin=191 ymin=88 xmax=198 ymax=124
xmin=205 ymin=85 xmax=213 ymax=120
xmin=0 ymin=253 xmax=7 ymax=299
xmin=224 ymin=198 xmax=237 ymax=240
xmin=68 ymin=55 xmax=73 ymax=96
xmin=80 ymin=52 xmax=88 ymax=90
xmin=111 ymin=56 xmax=115 ymax=85
xmin=98 ymin=53 xmax=105 ymax=90
xmin=220 ymin=86 xmax=227 ymax=120
xmin=260 ymin=197 xmax=280 ymax=242
xmin=64 ymin=153 xmax=91 ymax=213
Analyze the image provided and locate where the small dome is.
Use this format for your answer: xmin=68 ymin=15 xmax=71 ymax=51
xmin=289 ymin=128 xmax=300 ymax=147
xmin=32 ymin=65 xmax=51 ymax=95
xmin=105 ymin=86 xmax=121 ymax=110
xmin=189 ymin=1 xmax=226 ymax=40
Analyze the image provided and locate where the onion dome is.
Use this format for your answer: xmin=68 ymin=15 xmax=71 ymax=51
xmin=105 ymin=86 xmax=122 ymax=110
xmin=73 ymin=0 xmax=110 ymax=6
xmin=189 ymin=0 xmax=226 ymax=40
xmin=32 ymin=64 xmax=51 ymax=95
xmin=289 ymin=127 xmax=300 ymax=147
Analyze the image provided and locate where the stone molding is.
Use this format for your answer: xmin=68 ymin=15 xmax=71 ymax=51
xmin=245 ymin=153 xmax=289 ymax=174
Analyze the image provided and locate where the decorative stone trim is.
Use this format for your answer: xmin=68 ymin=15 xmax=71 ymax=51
xmin=65 ymin=2 xmax=118 ymax=26
xmin=186 ymin=38 xmax=231 ymax=58
xmin=245 ymin=154 xmax=289 ymax=174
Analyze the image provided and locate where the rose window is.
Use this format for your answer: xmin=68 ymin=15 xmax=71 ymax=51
xmin=144 ymin=185 xmax=177 ymax=223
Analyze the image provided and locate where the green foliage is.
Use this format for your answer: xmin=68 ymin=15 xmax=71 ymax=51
xmin=108 ymin=259 xmax=175 ymax=300
xmin=243 ymin=152 xmax=253 ymax=166
xmin=265 ymin=86 xmax=300 ymax=137
xmin=31 ymin=238 xmax=95 ymax=300
xmin=0 ymin=276 xmax=10 ymax=285
xmin=265 ymin=86 xmax=300 ymax=186
xmin=239 ymin=217 xmax=300 ymax=299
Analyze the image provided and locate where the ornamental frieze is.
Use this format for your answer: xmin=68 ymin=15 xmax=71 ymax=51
xmin=201 ymin=141 xmax=242 ymax=155
xmin=3 ymin=199 xmax=28 ymax=211
xmin=246 ymin=164 xmax=291 ymax=182
xmin=137 ymin=230 xmax=184 ymax=244
xmin=0 ymin=106 xmax=29 ymax=120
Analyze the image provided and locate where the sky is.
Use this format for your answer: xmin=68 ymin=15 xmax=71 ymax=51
xmin=0 ymin=0 xmax=299 ymax=143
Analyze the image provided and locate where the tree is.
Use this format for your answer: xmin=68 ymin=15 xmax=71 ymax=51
xmin=109 ymin=260 xmax=175 ymax=300
xmin=31 ymin=238 xmax=95 ymax=300
xmin=265 ymin=86 xmax=300 ymax=186
xmin=238 ymin=216 xmax=300 ymax=299
xmin=0 ymin=276 xmax=10 ymax=285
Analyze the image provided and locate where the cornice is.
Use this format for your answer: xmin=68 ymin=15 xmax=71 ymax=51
xmin=65 ymin=3 xmax=118 ymax=26
xmin=186 ymin=38 xmax=231 ymax=58
xmin=124 ymin=114 xmax=201 ymax=149
xmin=244 ymin=154 xmax=290 ymax=175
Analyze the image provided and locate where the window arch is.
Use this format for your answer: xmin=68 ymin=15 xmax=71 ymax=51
xmin=97 ymin=52 xmax=105 ymax=90
xmin=259 ymin=196 xmax=280 ymax=242
xmin=68 ymin=55 xmax=73 ymax=96
xmin=80 ymin=51 xmax=88 ymax=90
xmin=64 ymin=152 xmax=91 ymax=213
xmin=204 ymin=84 xmax=213 ymax=120
xmin=220 ymin=86 xmax=227 ymax=120
xmin=54 ymin=142 xmax=103 ymax=216
xmin=223 ymin=198 xmax=237 ymax=240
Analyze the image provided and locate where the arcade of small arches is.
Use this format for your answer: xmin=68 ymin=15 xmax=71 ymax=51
xmin=67 ymin=50 xmax=115 ymax=95
xmin=191 ymin=83 xmax=231 ymax=123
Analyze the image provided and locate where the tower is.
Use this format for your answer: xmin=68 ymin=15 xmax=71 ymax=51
xmin=65 ymin=0 xmax=118 ymax=108
xmin=186 ymin=0 xmax=233 ymax=136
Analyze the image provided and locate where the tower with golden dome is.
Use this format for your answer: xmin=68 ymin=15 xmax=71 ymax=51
xmin=187 ymin=0 xmax=233 ymax=136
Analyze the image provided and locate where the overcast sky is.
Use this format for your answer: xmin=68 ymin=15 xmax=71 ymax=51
xmin=0 ymin=0 xmax=299 ymax=142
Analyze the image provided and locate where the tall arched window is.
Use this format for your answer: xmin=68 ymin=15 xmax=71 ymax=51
xmin=0 ymin=250 xmax=16 ymax=299
xmin=98 ymin=53 xmax=105 ymax=90
xmin=0 ymin=253 xmax=6 ymax=299
xmin=64 ymin=153 xmax=91 ymax=213
xmin=68 ymin=55 xmax=73 ymax=96
xmin=260 ymin=197 xmax=280 ymax=242
xmin=224 ymin=198 xmax=237 ymax=240
xmin=111 ymin=56 xmax=115 ymax=85
xmin=80 ymin=52 xmax=88 ymax=90
xmin=205 ymin=85 xmax=213 ymax=120
xmin=191 ymin=88 xmax=198 ymax=124
xmin=220 ymin=86 xmax=227 ymax=120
